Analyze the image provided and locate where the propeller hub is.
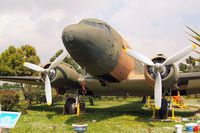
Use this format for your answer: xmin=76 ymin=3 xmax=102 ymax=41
xmin=154 ymin=63 xmax=161 ymax=70
xmin=40 ymin=63 xmax=56 ymax=82
xmin=146 ymin=56 xmax=171 ymax=79
xmin=154 ymin=63 xmax=165 ymax=75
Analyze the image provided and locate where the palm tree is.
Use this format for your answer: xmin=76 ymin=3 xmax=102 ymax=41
xmin=186 ymin=26 xmax=200 ymax=54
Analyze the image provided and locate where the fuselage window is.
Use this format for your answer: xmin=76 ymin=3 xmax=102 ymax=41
xmin=105 ymin=25 xmax=111 ymax=35
xmin=84 ymin=21 xmax=96 ymax=27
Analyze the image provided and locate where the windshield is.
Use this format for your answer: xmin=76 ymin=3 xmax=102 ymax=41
xmin=81 ymin=21 xmax=105 ymax=29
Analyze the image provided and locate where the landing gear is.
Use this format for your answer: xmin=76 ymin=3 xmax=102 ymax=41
xmin=64 ymin=89 xmax=85 ymax=115
xmin=142 ymin=96 xmax=147 ymax=104
xmin=65 ymin=98 xmax=76 ymax=114
xmin=159 ymin=99 xmax=169 ymax=119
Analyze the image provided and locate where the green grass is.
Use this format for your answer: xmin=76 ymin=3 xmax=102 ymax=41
xmin=8 ymin=98 xmax=200 ymax=133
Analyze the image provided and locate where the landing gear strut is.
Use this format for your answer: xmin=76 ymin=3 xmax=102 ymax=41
xmin=159 ymin=99 xmax=169 ymax=119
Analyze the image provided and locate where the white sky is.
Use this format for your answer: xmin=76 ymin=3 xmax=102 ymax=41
xmin=0 ymin=0 xmax=200 ymax=66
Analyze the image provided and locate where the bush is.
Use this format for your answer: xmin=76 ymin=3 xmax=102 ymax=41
xmin=100 ymin=96 xmax=116 ymax=101
xmin=35 ymin=90 xmax=46 ymax=104
xmin=24 ymin=90 xmax=64 ymax=105
xmin=53 ymin=95 xmax=64 ymax=104
xmin=0 ymin=90 xmax=19 ymax=111
xmin=86 ymin=96 xmax=94 ymax=105
xmin=24 ymin=91 xmax=36 ymax=105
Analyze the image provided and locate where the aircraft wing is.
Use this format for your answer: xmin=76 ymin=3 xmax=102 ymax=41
xmin=0 ymin=76 xmax=44 ymax=86
xmin=78 ymin=75 xmax=154 ymax=96
xmin=178 ymin=72 xmax=200 ymax=94
xmin=79 ymin=72 xmax=200 ymax=96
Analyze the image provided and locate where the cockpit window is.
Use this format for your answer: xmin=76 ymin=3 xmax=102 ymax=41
xmin=97 ymin=23 xmax=104 ymax=29
xmin=105 ymin=25 xmax=110 ymax=35
xmin=82 ymin=21 xmax=105 ymax=29
xmin=81 ymin=20 xmax=110 ymax=34
xmin=84 ymin=21 xmax=96 ymax=27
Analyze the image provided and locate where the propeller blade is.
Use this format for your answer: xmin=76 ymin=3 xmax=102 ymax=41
xmin=162 ymin=45 xmax=196 ymax=66
xmin=45 ymin=75 xmax=52 ymax=105
xmin=125 ymin=48 xmax=155 ymax=66
xmin=154 ymin=71 xmax=162 ymax=109
xmin=49 ymin=50 xmax=68 ymax=69
xmin=23 ymin=62 xmax=44 ymax=72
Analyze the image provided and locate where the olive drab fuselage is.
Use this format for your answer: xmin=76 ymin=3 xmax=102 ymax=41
xmin=62 ymin=18 xmax=144 ymax=82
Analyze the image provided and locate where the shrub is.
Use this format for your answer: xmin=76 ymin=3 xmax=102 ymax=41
xmin=0 ymin=90 xmax=19 ymax=111
xmin=24 ymin=91 xmax=36 ymax=105
xmin=35 ymin=90 xmax=46 ymax=104
xmin=52 ymin=95 xmax=64 ymax=104
xmin=86 ymin=96 xmax=94 ymax=105
xmin=24 ymin=89 xmax=64 ymax=105
xmin=107 ymin=96 xmax=115 ymax=101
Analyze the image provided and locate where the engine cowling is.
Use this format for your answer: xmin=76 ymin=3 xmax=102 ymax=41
xmin=144 ymin=54 xmax=178 ymax=90
xmin=41 ymin=62 xmax=81 ymax=89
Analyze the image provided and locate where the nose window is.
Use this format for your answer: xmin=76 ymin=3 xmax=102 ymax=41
xmin=97 ymin=23 xmax=104 ymax=29
xmin=105 ymin=26 xmax=110 ymax=35
xmin=82 ymin=21 xmax=105 ymax=29
xmin=81 ymin=20 xmax=110 ymax=35
xmin=84 ymin=21 xmax=96 ymax=27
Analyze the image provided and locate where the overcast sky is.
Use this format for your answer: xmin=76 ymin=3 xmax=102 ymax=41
xmin=0 ymin=0 xmax=200 ymax=65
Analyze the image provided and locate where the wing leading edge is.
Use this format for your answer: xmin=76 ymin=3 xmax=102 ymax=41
xmin=78 ymin=75 xmax=154 ymax=96
xmin=178 ymin=72 xmax=200 ymax=94
xmin=0 ymin=76 xmax=44 ymax=86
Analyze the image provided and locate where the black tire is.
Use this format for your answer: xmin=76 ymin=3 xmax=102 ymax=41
xmin=141 ymin=96 xmax=147 ymax=104
xmin=159 ymin=99 xmax=169 ymax=119
xmin=65 ymin=98 xmax=76 ymax=115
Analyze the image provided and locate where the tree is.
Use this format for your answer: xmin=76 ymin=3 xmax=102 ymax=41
xmin=50 ymin=49 xmax=83 ymax=74
xmin=186 ymin=26 xmax=200 ymax=48
xmin=186 ymin=56 xmax=196 ymax=67
xmin=178 ymin=27 xmax=200 ymax=73
xmin=2 ymin=83 xmax=11 ymax=90
xmin=179 ymin=56 xmax=200 ymax=73
xmin=0 ymin=45 xmax=40 ymax=76
xmin=13 ymin=83 xmax=21 ymax=90
xmin=179 ymin=63 xmax=188 ymax=73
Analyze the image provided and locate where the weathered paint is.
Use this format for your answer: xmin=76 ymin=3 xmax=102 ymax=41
xmin=110 ymin=49 xmax=134 ymax=80
xmin=62 ymin=18 xmax=143 ymax=81
xmin=1 ymin=18 xmax=200 ymax=98
xmin=78 ymin=76 xmax=153 ymax=96
xmin=50 ymin=62 xmax=81 ymax=89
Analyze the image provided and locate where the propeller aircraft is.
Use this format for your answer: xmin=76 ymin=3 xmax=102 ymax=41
xmin=1 ymin=18 xmax=200 ymax=118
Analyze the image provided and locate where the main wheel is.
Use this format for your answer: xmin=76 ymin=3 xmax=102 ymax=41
xmin=159 ymin=99 xmax=169 ymax=119
xmin=65 ymin=98 xmax=76 ymax=115
xmin=141 ymin=96 xmax=147 ymax=104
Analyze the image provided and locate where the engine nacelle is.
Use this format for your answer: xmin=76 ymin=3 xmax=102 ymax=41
xmin=41 ymin=62 xmax=81 ymax=89
xmin=144 ymin=54 xmax=178 ymax=89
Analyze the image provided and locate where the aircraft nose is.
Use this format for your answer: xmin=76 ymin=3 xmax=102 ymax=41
xmin=62 ymin=24 xmax=86 ymax=50
xmin=62 ymin=25 xmax=74 ymax=43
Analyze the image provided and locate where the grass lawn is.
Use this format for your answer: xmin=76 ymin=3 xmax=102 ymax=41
xmin=8 ymin=98 xmax=200 ymax=133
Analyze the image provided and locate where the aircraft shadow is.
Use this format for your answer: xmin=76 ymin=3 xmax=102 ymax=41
xmin=28 ymin=103 xmax=64 ymax=114
xmin=65 ymin=100 xmax=197 ymax=126
xmin=27 ymin=100 xmax=197 ymax=126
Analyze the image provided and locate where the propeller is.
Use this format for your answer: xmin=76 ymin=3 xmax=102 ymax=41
xmin=23 ymin=50 xmax=68 ymax=105
xmin=124 ymin=44 xmax=196 ymax=109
